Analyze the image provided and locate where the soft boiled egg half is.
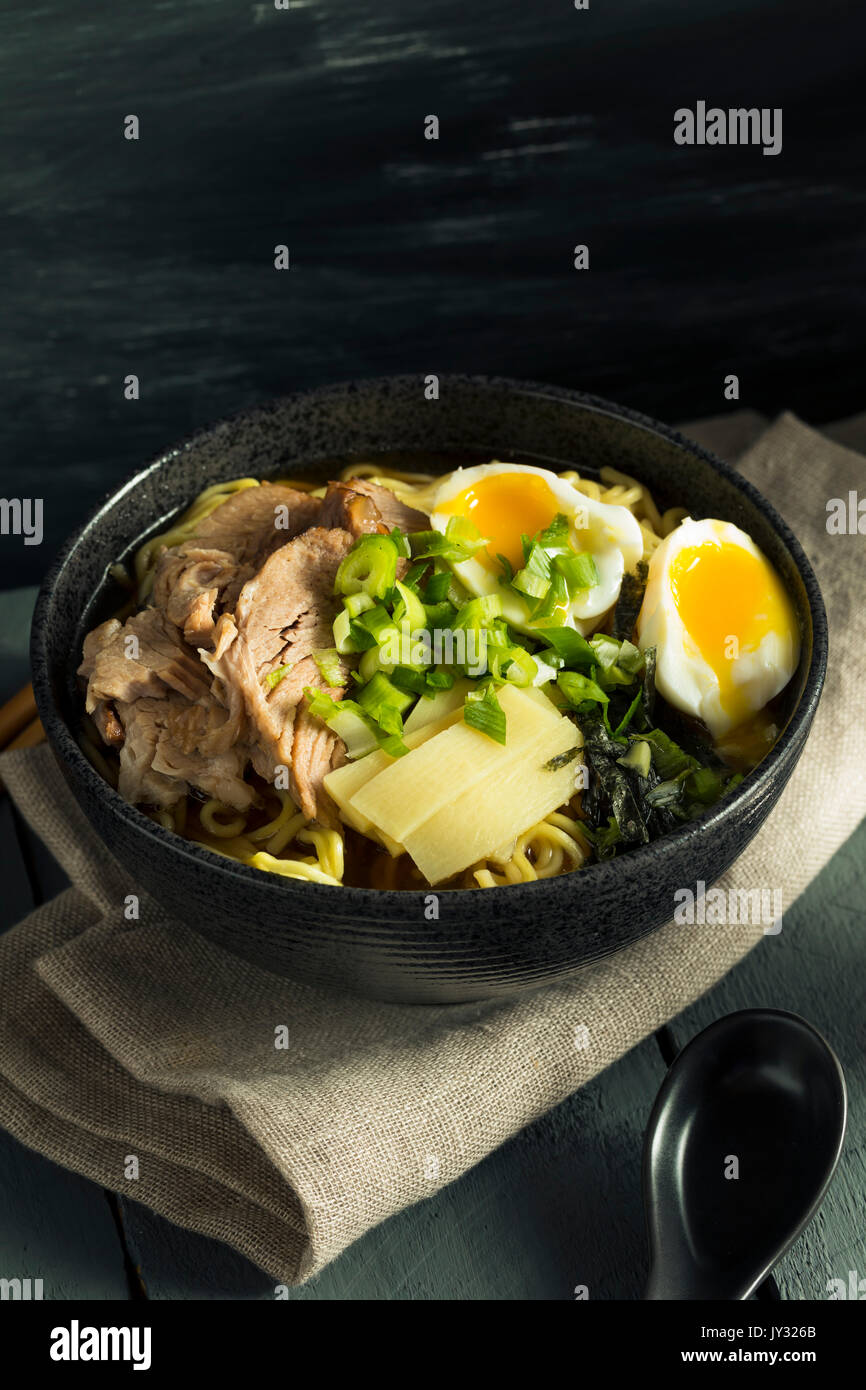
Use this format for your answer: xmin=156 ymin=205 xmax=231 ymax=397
xmin=637 ymin=517 xmax=800 ymax=740
xmin=428 ymin=462 xmax=643 ymax=635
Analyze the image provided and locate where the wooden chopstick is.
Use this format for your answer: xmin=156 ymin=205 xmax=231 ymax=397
xmin=6 ymin=716 xmax=45 ymax=751
xmin=0 ymin=687 xmax=47 ymax=794
xmin=0 ymin=683 xmax=37 ymax=748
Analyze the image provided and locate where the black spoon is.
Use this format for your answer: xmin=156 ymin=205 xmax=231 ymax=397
xmin=643 ymin=1008 xmax=847 ymax=1299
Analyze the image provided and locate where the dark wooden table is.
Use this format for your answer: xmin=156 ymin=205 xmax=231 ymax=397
xmin=3 ymin=0 xmax=866 ymax=589
xmin=1 ymin=589 xmax=864 ymax=1300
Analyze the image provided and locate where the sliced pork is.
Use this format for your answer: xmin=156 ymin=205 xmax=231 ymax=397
xmin=115 ymin=694 xmax=254 ymax=811
xmin=79 ymin=609 xmax=211 ymax=712
xmin=188 ymin=483 xmax=322 ymax=565
xmin=201 ymin=527 xmax=354 ymax=816
xmin=152 ymin=484 xmax=322 ymax=649
xmin=343 ymin=478 xmax=429 ymax=533
xmin=80 ymin=481 xmax=380 ymax=826
xmin=152 ymin=546 xmax=238 ymax=647
xmin=319 ymin=480 xmax=384 ymax=537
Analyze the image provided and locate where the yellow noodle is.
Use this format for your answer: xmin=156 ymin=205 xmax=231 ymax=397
xmin=298 ymin=826 xmax=345 ymax=883
xmin=200 ymin=799 xmax=248 ymax=839
xmin=247 ymin=788 xmax=299 ymax=843
xmin=244 ymin=850 xmax=342 ymax=885
xmin=263 ymin=813 xmax=308 ymax=856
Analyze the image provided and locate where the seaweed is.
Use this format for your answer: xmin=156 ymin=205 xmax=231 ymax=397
xmin=611 ymin=560 xmax=649 ymax=642
xmin=580 ymin=717 xmax=649 ymax=845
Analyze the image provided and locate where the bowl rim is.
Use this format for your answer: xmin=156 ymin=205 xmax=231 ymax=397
xmin=31 ymin=372 xmax=829 ymax=909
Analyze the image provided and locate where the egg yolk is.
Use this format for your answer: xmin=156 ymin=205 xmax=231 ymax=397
xmin=669 ymin=540 xmax=797 ymax=727
xmin=437 ymin=473 xmax=560 ymax=570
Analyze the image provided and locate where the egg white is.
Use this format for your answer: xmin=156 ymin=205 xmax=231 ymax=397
xmin=637 ymin=517 xmax=799 ymax=739
xmin=429 ymin=462 xmax=644 ymax=636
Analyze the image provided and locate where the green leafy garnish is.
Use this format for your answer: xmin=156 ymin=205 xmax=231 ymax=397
xmin=334 ymin=534 xmax=399 ymax=600
xmin=463 ymin=684 xmax=507 ymax=745
xmin=311 ymin=648 xmax=343 ymax=688
xmin=408 ymin=516 xmax=489 ymax=563
xmin=553 ymin=550 xmax=599 ymax=594
xmin=264 ymin=663 xmax=293 ymax=690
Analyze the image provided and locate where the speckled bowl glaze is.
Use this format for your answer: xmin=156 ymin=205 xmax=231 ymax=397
xmin=32 ymin=376 xmax=827 ymax=1003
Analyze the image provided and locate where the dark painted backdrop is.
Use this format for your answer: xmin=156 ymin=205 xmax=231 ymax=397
xmin=2 ymin=0 xmax=865 ymax=585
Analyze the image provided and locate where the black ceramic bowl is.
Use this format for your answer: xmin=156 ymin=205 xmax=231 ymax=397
xmin=31 ymin=376 xmax=827 ymax=1003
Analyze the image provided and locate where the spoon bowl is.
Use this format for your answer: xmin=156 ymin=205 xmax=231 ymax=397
xmin=643 ymin=1009 xmax=847 ymax=1299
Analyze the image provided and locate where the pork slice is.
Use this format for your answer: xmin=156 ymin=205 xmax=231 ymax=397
xmin=80 ymin=621 xmax=128 ymax=748
xmin=91 ymin=701 xmax=125 ymax=748
xmin=189 ymin=483 xmax=322 ymax=567
xmin=342 ymin=478 xmax=429 ymax=533
xmin=204 ymin=527 xmax=355 ymax=813
xmin=290 ymin=704 xmax=348 ymax=827
xmin=80 ymin=619 xmax=123 ymax=677
xmin=115 ymin=694 xmax=255 ymax=812
xmin=79 ymin=608 xmax=212 ymax=714
xmin=152 ymin=545 xmax=239 ymax=647
xmin=319 ymin=480 xmax=384 ymax=537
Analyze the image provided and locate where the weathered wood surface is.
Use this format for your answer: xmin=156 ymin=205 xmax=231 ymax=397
xmin=3 ymin=0 xmax=866 ymax=585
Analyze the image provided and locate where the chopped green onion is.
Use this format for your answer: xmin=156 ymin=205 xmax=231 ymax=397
xmin=589 ymin=633 xmax=623 ymax=671
xmin=408 ymin=516 xmax=489 ymax=562
xmin=344 ymin=591 xmax=376 ymax=619
xmin=617 ymin=739 xmax=652 ymax=778
xmin=426 ymin=669 xmax=455 ymax=691
xmin=684 ymin=767 xmax=726 ymax=805
xmin=390 ymin=665 xmax=427 ymax=695
xmin=641 ymin=728 xmax=699 ymax=780
xmin=423 ymin=600 xmax=457 ymax=629
xmin=512 ymin=542 xmax=552 ymax=601
xmin=616 ymin=640 xmax=644 ymax=677
xmin=489 ymin=644 xmax=537 ymax=688
xmin=401 ymin=561 xmax=429 ymax=592
xmin=355 ymin=604 xmax=396 ymax=642
xmin=463 ymin=684 xmax=507 ymax=745
xmin=553 ymin=550 xmax=599 ymax=594
xmin=529 ymin=570 xmax=570 ymax=627
xmin=357 ymin=671 xmax=413 ymax=735
xmin=359 ymin=645 xmax=389 ymax=682
xmin=264 ymin=663 xmax=293 ymax=690
xmin=557 ymin=670 xmax=610 ymax=710
xmin=535 ymin=646 xmax=565 ymax=671
xmin=332 ymin=608 xmax=354 ymax=653
xmin=541 ymin=628 xmax=596 ymax=669
xmin=389 ymin=527 xmax=411 ymax=558
xmin=612 ymin=687 xmax=644 ymax=739
xmin=334 ymin=534 xmax=398 ymax=600
xmin=311 ymin=648 xmax=343 ymax=688
xmin=392 ymin=579 xmax=426 ymax=633
xmin=424 ymin=569 xmax=452 ymax=603
xmin=347 ymin=618 xmax=377 ymax=651
xmin=538 ymin=513 xmax=571 ymax=549
xmin=304 ymin=689 xmax=379 ymax=759
xmin=453 ymin=593 xmax=503 ymax=630
xmin=495 ymin=553 xmax=514 ymax=583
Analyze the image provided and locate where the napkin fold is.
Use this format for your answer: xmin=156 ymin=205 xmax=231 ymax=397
xmin=1 ymin=411 xmax=864 ymax=1284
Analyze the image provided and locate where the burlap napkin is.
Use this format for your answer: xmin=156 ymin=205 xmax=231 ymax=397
xmin=1 ymin=411 xmax=864 ymax=1284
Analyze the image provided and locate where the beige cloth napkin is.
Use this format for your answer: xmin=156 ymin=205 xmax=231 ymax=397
xmin=1 ymin=412 xmax=864 ymax=1284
